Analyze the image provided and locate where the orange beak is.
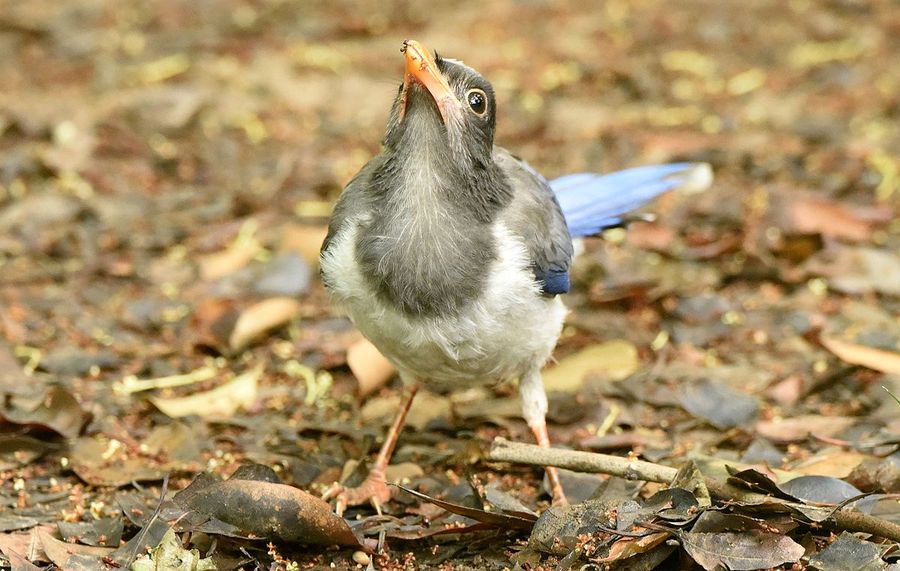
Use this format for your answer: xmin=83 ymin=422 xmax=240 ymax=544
xmin=400 ymin=39 xmax=457 ymax=123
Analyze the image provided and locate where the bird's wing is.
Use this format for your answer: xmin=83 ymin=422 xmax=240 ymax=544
xmin=551 ymin=163 xmax=712 ymax=237
xmin=495 ymin=148 xmax=575 ymax=296
xmin=320 ymin=155 xmax=384 ymax=262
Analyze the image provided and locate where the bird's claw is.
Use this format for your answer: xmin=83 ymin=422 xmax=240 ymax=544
xmin=322 ymin=473 xmax=393 ymax=517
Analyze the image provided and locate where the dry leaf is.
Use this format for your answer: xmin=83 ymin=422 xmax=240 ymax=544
xmin=681 ymin=530 xmax=804 ymax=571
xmin=781 ymin=195 xmax=880 ymax=242
xmin=176 ymin=473 xmax=361 ymax=547
xmin=789 ymin=449 xmax=867 ymax=478
xmin=38 ymin=529 xmax=112 ymax=570
xmin=821 ymin=336 xmax=900 ymax=375
xmin=198 ymin=240 xmax=261 ymax=281
xmin=229 ymin=297 xmax=300 ymax=351
xmin=347 ymin=338 xmax=396 ymax=396
xmin=0 ymin=386 xmax=88 ymax=439
xmin=280 ymin=223 xmax=329 ymax=266
xmin=543 ymin=340 xmax=639 ymax=392
xmin=756 ymin=415 xmax=856 ymax=443
xmin=150 ymin=366 xmax=261 ymax=419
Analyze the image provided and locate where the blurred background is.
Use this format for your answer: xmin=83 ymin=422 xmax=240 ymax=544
xmin=0 ymin=0 xmax=898 ymax=568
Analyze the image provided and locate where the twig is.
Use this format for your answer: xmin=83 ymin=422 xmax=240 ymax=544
xmin=489 ymin=438 xmax=678 ymax=483
xmin=488 ymin=438 xmax=900 ymax=543
xmin=124 ymin=473 xmax=170 ymax=568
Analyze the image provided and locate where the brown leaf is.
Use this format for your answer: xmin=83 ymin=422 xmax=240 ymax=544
xmin=346 ymin=338 xmax=396 ymax=397
xmin=599 ymin=531 xmax=670 ymax=562
xmin=0 ymin=343 xmax=31 ymax=396
xmin=804 ymin=246 xmax=900 ymax=296
xmin=69 ymin=435 xmax=165 ymax=487
xmin=228 ymin=297 xmax=300 ymax=351
xmin=756 ymin=415 xmax=856 ymax=443
xmin=397 ymin=485 xmax=537 ymax=531
xmin=808 ymin=532 xmax=885 ymax=571
xmin=680 ymin=530 xmax=804 ymax=571
xmin=198 ymin=240 xmax=261 ymax=281
xmin=0 ymin=386 xmax=88 ymax=439
xmin=279 ymin=223 xmax=329 ymax=266
xmin=790 ymin=449 xmax=867 ymax=478
xmin=150 ymin=366 xmax=261 ymax=419
xmin=780 ymin=195 xmax=883 ymax=242
xmin=542 ymin=340 xmax=639 ymax=393
xmin=38 ymin=529 xmax=112 ymax=570
xmin=821 ymin=336 xmax=900 ymax=375
xmin=177 ymin=477 xmax=360 ymax=546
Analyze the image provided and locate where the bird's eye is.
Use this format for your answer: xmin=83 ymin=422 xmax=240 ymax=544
xmin=466 ymin=88 xmax=488 ymax=116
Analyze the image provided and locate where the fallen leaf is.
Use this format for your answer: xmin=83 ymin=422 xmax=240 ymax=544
xmin=150 ymin=366 xmax=261 ymax=419
xmin=228 ymin=297 xmax=300 ymax=351
xmin=198 ymin=240 xmax=261 ymax=282
xmin=175 ymin=472 xmax=361 ymax=546
xmin=0 ymin=386 xmax=88 ymax=439
xmin=779 ymin=194 xmax=886 ymax=243
xmin=254 ymin=252 xmax=311 ymax=296
xmin=347 ymin=338 xmax=396 ymax=397
xmin=790 ymin=449 xmax=867 ymax=478
xmin=598 ymin=531 xmax=670 ymax=563
xmin=821 ymin=336 xmax=900 ymax=375
xmin=847 ymin=457 xmax=900 ymax=493
xmin=691 ymin=511 xmax=794 ymax=534
xmin=69 ymin=435 xmax=165 ymax=487
xmin=680 ymin=530 xmax=804 ymax=571
xmin=0 ymin=435 xmax=54 ymax=470
xmin=779 ymin=475 xmax=872 ymax=511
xmin=528 ymin=499 xmax=617 ymax=555
xmin=805 ymin=246 xmax=900 ymax=296
xmin=756 ymin=415 xmax=856 ymax=443
xmin=360 ymin=389 xmax=450 ymax=431
xmin=0 ymin=343 xmax=31 ymax=396
xmin=279 ymin=223 xmax=329 ymax=266
xmin=543 ymin=340 xmax=639 ymax=392
xmin=131 ymin=527 xmax=216 ymax=571
xmin=57 ymin=518 xmax=123 ymax=547
xmin=678 ymin=378 xmax=759 ymax=429
xmin=808 ymin=532 xmax=885 ymax=571
xmin=398 ymin=485 xmax=537 ymax=531
xmin=38 ymin=528 xmax=112 ymax=570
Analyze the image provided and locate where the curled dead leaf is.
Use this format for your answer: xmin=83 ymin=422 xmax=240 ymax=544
xmin=150 ymin=366 xmax=261 ymax=419
xmin=821 ymin=336 xmax=900 ymax=375
xmin=543 ymin=340 xmax=639 ymax=393
xmin=228 ymin=297 xmax=300 ymax=351
xmin=177 ymin=476 xmax=361 ymax=547
xmin=347 ymin=338 xmax=396 ymax=397
xmin=0 ymin=386 xmax=88 ymax=439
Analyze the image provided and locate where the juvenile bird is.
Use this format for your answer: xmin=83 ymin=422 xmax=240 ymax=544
xmin=320 ymin=40 xmax=710 ymax=514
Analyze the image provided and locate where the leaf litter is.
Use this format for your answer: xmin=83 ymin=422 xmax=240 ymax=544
xmin=1 ymin=0 xmax=899 ymax=569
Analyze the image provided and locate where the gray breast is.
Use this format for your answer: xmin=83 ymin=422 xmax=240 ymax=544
xmin=355 ymin=201 xmax=495 ymax=317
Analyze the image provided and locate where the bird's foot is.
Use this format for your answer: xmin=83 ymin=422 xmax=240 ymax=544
xmin=547 ymin=466 xmax=569 ymax=507
xmin=322 ymin=471 xmax=393 ymax=517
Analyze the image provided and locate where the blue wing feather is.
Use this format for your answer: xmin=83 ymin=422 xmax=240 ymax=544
xmin=551 ymin=163 xmax=696 ymax=237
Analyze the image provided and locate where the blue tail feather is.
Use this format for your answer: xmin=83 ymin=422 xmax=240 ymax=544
xmin=551 ymin=163 xmax=705 ymax=237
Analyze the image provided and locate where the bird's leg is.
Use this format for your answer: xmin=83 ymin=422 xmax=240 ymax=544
xmin=519 ymin=370 xmax=568 ymax=506
xmin=323 ymin=384 xmax=419 ymax=515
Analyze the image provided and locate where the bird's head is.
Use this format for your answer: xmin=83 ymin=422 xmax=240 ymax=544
xmin=382 ymin=39 xmax=498 ymax=171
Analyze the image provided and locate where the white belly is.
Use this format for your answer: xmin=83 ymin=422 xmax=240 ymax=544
xmin=321 ymin=220 xmax=566 ymax=391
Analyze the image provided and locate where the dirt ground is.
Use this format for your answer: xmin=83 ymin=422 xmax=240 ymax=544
xmin=0 ymin=1 xmax=898 ymax=569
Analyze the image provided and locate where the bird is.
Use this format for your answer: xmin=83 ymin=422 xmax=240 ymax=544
xmin=319 ymin=39 xmax=711 ymax=514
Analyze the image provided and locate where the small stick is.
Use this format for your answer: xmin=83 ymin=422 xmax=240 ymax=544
xmin=488 ymin=438 xmax=900 ymax=543
xmin=489 ymin=438 xmax=677 ymax=483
